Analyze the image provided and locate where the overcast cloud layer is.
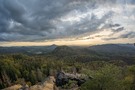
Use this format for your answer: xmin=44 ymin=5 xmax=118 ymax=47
xmin=0 ymin=0 xmax=135 ymax=42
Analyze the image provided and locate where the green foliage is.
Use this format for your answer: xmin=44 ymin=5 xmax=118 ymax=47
xmin=0 ymin=53 xmax=135 ymax=90
xmin=63 ymin=80 xmax=77 ymax=89
xmin=125 ymin=65 xmax=135 ymax=90
xmin=81 ymin=65 xmax=123 ymax=90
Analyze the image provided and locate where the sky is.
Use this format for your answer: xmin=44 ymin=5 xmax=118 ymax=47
xmin=0 ymin=0 xmax=135 ymax=46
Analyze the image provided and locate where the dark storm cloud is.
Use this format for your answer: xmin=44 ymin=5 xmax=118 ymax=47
xmin=103 ymin=37 xmax=118 ymax=40
xmin=128 ymin=0 xmax=135 ymax=4
xmin=0 ymin=0 xmax=10 ymax=32
xmin=0 ymin=0 xmax=133 ymax=41
xmin=103 ymin=31 xmax=135 ymax=41
xmin=112 ymin=27 xmax=124 ymax=33
xmin=4 ymin=0 xmax=26 ymax=24
xmin=110 ymin=24 xmax=121 ymax=27
xmin=0 ymin=38 xmax=7 ymax=41
xmin=119 ymin=32 xmax=135 ymax=38
xmin=108 ymin=23 xmax=124 ymax=32
xmin=60 ymin=11 xmax=114 ymax=39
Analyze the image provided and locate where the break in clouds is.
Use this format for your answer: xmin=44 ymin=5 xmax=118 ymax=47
xmin=0 ymin=0 xmax=135 ymax=41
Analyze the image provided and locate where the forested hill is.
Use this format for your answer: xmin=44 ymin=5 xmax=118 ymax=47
xmin=0 ymin=44 xmax=134 ymax=55
xmin=0 ymin=44 xmax=57 ymax=54
xmin=51 ymin=44 xmax=135 ymax=56
xmin=49 ymin=44 xmax=135 ymax=64
xmin=88 ymin=44 xmax=135 ymax=55
xmin=0 ymin=44 xmax=135 ymax=64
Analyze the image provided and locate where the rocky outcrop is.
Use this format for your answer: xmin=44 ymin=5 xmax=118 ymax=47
xmin=56 ymin=71 xmax=91 ymax=87
xmin=30 ymin=76 xmax=56 ymax=90
xmin=2 ymin=84 xmax=22 ymax=90
xmin=2 ymin=76 xmax=57 ymax=90
xmin=3 ymin=72 xmax=90 ymax=90
xmin=56 ymin=72 xmax=69 ymax=86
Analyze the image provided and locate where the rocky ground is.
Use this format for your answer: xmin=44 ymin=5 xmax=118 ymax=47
xmin=2 ymin=76 xmax=57 ymax=90
xmin=2 ymin=84 xmax=22 ymax=90
xmin=2 ymin=72 xmax=88 ymax=90
xmin=30 ymin=76 xmax=57 ymax=90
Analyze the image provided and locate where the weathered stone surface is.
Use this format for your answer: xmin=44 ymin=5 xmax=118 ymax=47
xmin=56 ymin=71 xmax=91 ymax=87
xmin=3 ymin=76 xmax=56 ymax=90
xmin=30 ymin=76 xmax=55 ymax=90
xmin=2 ymin=84 xmax=22 ymax=90
xmin=56 ymin=72 xmax=69 ymax=86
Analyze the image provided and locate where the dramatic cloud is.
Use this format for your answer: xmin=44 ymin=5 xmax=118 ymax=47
xmin=119 ymin=32 xmax=135 ymax=38
xmin=0 ymin=0 xmax=135 ymax=43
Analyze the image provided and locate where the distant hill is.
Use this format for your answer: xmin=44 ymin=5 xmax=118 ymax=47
xmin=51 ymin=45 xmax=77 ymax=57
xmin=0 ymin=44 xmax=135 ymax=55
xmin=87 ymin=44 xmax=135 ymax=64
xmin=0 ymin=44 xmax=57 ymax=55
xmin=0 ymin=43 xmax=134 ymax=55
xmin=48 ymin=44 xmax=135 ymax=64
xmin=51 ymin=44 xmax=135 ymax=56
xmin=88 ymin=44 xmax=135 ymax=55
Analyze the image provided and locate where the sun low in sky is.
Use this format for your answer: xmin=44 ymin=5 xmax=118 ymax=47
xmin=0 ymin=0 xmax=135 ymax=46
